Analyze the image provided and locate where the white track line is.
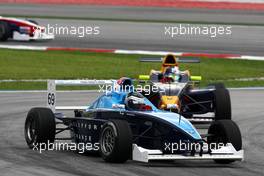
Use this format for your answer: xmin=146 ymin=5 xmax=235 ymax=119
xmin=0 ymin=45 xmax=47 ymax=50
xmin=114 ymin=49 xmax=183 ymax=56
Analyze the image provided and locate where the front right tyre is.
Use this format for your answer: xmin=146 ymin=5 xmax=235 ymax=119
xmin=24 ymin=107 xmax=56 ymax=149
xmin=0 ymin=21 xmax=11 ymax=41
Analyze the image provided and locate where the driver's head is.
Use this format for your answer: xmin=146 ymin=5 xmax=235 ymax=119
xmin=115 ymin=77 xmax=133 ymax=92
xmin=164 ymin=66 xmax=179 ymax=82
xmin=125 ymin=92 xmax=145 ymax=110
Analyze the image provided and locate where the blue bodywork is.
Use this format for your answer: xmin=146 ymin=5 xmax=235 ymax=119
xmin=55 ymin=78 xmax=205 ymax=153
xmin=85 ymin=91 xmax=201 ymax=140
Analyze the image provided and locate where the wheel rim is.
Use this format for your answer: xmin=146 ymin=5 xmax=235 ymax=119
xmin=26 ymin=116 xmax=37 ymax=143
xmin=101 ymin=127 xmax=115 ymax=156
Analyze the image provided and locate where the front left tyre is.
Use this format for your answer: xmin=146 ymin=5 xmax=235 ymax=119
xmin=24 ymin=107 xmax=56 ymax=149
xmin=99 ymin=120 xmax=132 ymax=163
xmin=208 ymin=120 xmax=242 ymax=164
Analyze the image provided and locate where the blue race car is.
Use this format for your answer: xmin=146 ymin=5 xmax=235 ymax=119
xmin=24 ymin=78 xmax=243 ymax=163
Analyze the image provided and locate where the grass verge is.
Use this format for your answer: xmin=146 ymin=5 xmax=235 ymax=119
xmin=0 ymin=48 xmax=264 ymax=90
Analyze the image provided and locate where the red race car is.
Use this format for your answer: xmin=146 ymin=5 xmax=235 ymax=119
xmin=0 ymin=16 xmax=54 ymax=41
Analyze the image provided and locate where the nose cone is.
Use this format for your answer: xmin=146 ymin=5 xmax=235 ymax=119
xmin=148 ymin=112 xmax=202 ymax=140
xmin=161 ymin=96 xmax=179 ymax=109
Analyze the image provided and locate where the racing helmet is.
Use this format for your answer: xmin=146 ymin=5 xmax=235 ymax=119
xmin=164 ymin=66 xmax=180 ymax=82
xmin=115 ymin=77 xmax=133 ymax=92
xmin=125 ymin=92 xmax=148 ymax=110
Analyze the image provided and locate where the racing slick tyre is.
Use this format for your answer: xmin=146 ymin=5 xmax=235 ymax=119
xmin=24 ymin=107 xmax=56 ymax=149
xmin=99 ymin=120 xmax=132 ymax=163
xmin=0 ymin=21 xmax=11 ymax=41
xmin=208 ymin=120 xmax=242 ymax=164
xmin=214 ymin=87 xmax=231 ymax=120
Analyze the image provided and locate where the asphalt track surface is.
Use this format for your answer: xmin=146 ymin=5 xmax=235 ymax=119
xmin=0 ymin=90 xmax=263 ymax=176
xmin=1 ymin=4 xmax=264 ymax=55
xmin=1 ymin=4 xmax=264 ymax=24
xmin=2 ymin=18 xmax=264 ymax=56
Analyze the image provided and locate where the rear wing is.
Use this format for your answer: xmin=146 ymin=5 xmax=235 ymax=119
xmin=138 ymin=75 xmax=202 ymax=81
xmin=139 ymin=57 xmax=200 ymax=63
xmin=47 ymin=80 xmax=114 ymax=112
xmin=139 ymin=54 xmax=201 ymax=82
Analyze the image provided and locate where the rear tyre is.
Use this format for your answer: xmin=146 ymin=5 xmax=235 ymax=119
xmin=0 ymin=21 xmax=11 ymax=41
xmin=99 ymin=120 xmax=132 ymax=163
xmin=208 ymin=120 xmax=242 ymax=164
xmin=213 ymin=86 xmax=231 ymax=120
xmin=24 ymin=107 xmax=56 ymax=149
